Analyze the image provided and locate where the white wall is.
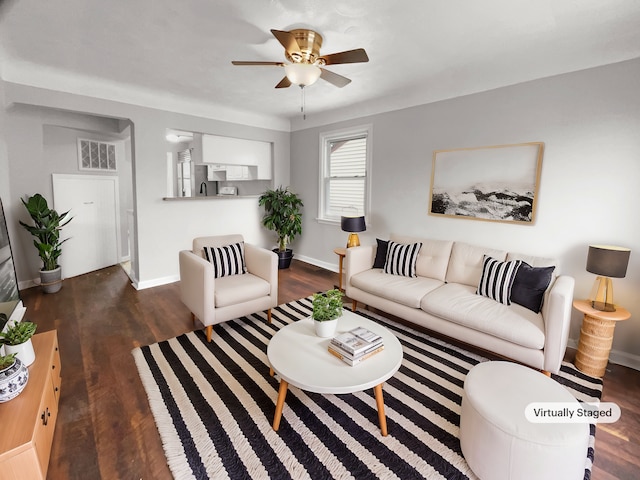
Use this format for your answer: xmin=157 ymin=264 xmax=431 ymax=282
xmin=2 ymin=82 xmax=290 ymax=289
xmin=291 ymin=59 xmax=640 ymax=369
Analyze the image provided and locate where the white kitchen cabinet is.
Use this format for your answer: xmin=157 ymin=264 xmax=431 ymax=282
xmin=196 ymin=134 xmax=272 ymax=180
xmin=207 ymin=164 xmax=226 ymax=181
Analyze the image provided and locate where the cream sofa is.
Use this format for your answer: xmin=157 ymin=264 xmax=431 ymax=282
xmin=345 ymin=234 xmax=575 ymax=374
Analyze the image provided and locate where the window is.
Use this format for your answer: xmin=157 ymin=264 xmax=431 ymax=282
xmin=78 ymin=139 xmax=117 ymax=171
xmin=318 ymin=125 xmax=372 ymax=223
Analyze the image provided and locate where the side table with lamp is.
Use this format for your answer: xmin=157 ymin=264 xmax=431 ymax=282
xmin=334 ymin=215 xmax=366 ymax=291
xmin=574 ymin=245 xmax=631 ymax=377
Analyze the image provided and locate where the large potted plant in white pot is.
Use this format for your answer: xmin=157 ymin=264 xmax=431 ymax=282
xmin=19 ymin=193 xmax=73 ymax=293
xmin=258 ymin=186 xmax=303 ymax=269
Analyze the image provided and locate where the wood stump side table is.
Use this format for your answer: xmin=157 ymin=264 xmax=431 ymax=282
xmin=573 ymin=299 xmax=630 ymax=377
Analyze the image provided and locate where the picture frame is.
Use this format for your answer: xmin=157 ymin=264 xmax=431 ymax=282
xmin=429 ymin=142 xmax=544 ymax=224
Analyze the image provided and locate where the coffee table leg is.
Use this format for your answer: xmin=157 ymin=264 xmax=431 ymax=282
xmin=273 ymin=379 xmax=289 ymax=431
xmin=373 ymin=383 xmax=388 ymax=436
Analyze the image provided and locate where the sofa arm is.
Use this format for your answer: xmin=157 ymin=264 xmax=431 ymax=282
xmin=542 ymin=275 xmax=575 ymax=373
xmin=345 ymin=245 xmax=376 ymax=292
xmin=245 ymin=244 xmax=278 ymax=305
xmin=179 ymin=250 xmax=216 ymax=326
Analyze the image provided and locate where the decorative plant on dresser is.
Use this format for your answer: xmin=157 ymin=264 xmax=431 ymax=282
xmin=0 ymin=351 xmax=28 ymax=403
xmin=0 ymin=320 xmax=37 ymax=366
xmin=19 ymin=193 xmax=73 ymax=293
xmin=258 ymin=186 xmax=303 ymax=269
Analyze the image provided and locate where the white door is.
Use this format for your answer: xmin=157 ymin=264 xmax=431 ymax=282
xmin=52 ymin=174 xmax=120 ymax=278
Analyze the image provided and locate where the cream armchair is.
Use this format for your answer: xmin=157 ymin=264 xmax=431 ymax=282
xmin=179 ymin=234 xmax=278 ymax=342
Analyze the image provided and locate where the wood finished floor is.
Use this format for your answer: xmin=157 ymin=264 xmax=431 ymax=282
xmin=19 ymin=260 xmax=639 ymax=479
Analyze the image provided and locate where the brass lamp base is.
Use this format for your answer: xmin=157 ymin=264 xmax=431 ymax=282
xmin=590 ymin=276 xmax=616 ymax=312
xmin=346 ymin=233 xmax=361 ymax=248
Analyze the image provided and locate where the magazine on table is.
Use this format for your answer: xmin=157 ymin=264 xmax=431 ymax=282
xmin=331 ymin=326 xmax=383 ymax=356
xmin=328 ymin=343 xmax=385 ymax=366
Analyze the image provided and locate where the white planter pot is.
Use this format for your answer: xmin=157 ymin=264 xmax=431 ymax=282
xmin=5 ymin=339 xmax=36 ymax=367
xmin=314 ymin=318 xmax=339 ymax=338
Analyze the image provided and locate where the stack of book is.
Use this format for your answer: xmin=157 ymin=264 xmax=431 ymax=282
xmin=328 ymin=326 xmax=384 ymax=366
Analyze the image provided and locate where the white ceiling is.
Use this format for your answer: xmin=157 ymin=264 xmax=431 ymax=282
xmin=1 ymin=0 xmax=639 ymax=130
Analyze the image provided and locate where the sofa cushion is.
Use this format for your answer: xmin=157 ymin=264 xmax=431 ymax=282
xmin=214 ymin=272 xmax=270 ymax=307
xmin=445 ymin=242 xmax=507 ymax=287
xmin=390 ymin=234 xmax=453 ymax=281
xmin=203 ymin=242 xmax=246 ymax=278
xmin=476 ymin=256 xmax=522 ymax=305
xmin=384 ymin=241 xmax=422 ymax=277
xmin=511 ymin=263 xmax=555 ymax=313
xmin=373 ymin=238 xmax=389 ymax=268
xmin=351 ymin=269 xmax=444 ymax=309
xmin=421 ymin=283 xmax=545 ymax=349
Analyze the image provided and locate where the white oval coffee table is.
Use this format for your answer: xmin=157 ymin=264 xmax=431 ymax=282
xmin=267 ymin=309 xmax=403 ymax=436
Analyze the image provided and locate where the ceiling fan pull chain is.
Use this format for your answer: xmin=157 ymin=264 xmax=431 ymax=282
xmin=300 ymin=85 xmax=306 ymax=120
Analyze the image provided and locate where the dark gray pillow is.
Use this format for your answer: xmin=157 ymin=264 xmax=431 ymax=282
xmin=510 ymin=262 xmax=555 ymax=313
xmin=373 ymin=239 xmax=389 ymax=269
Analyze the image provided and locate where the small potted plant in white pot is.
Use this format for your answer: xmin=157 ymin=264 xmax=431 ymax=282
xmin=312 ymin=289 xmax=344 ymax=337
xmin=0 ymin=351 xmax=29 ymax=403
xmin=0 ymin=320 xmax=37 ymax=367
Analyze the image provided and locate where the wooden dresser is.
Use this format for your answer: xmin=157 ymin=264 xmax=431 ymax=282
xmin=0 ymin=331 xmax=61 ymax=480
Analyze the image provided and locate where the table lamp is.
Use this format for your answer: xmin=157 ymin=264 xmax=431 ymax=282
xmin=341 ymin=215 xmax=366 ymax=248
xmin=586 ymin=245 xmax=631 ymax=312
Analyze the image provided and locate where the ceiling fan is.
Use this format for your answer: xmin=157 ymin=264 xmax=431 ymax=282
xmin=232 ymin=28 xmax=369 ymax=89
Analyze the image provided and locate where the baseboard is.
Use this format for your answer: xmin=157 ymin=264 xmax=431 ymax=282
xmin=135 ymin=274 xmax=179 ymax=291
xmin=566 ymin=339 xmax=640 ymax=372
xmin=294 ymin=254 xmax=339 ymax=273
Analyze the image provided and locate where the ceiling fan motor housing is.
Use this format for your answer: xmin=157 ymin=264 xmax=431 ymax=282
xmin=285 ymin=29 xmax=324 ymax=65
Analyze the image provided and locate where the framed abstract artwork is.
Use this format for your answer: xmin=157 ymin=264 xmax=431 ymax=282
xmin=429 ymin=142 xmax=544 ymax=224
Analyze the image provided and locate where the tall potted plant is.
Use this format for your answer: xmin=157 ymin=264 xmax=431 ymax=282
xmin=258 ymin=186 xmax=303 ymax=269
xmin=19 ymin=193 xmax=73 ymax=293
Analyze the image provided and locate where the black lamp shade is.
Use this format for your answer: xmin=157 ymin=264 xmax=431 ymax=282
xmin=586 ymin=245 xmax=630 ymax=278
xmin=341 ymin=216 xmax=366 ymax=233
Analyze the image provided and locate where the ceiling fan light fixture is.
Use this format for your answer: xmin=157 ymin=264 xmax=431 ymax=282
xmin=284 ymin=63 xmax=321 ymax=86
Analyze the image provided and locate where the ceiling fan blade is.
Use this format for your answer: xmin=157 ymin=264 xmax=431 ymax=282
xmin=275 ymin=77 xmax=292 ymax=89
xmin=320 ymin=48 xmax=369 ymax=65
xmin=270 ymin=29 xmax=301 ymax=54
xmin=231 ymin=61 xmax=285 ymax=66
xmin=320 ymin=68 xmax=351 ymax=88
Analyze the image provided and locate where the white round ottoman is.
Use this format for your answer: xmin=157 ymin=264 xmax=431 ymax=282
xmin=460 ymin=361 xmax=589 ymax=480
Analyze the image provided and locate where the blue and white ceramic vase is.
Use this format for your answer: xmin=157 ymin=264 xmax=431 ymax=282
xmin=0 ymin=357 xmax=29 ymax=403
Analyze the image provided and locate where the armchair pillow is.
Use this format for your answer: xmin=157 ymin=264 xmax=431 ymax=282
xmin=384 ymin=241 xmax=422 ymax=277
xmin=476 ymin=256 xmax=522 ymax=305
xmin=203 ymin=242 xmax=247 ymax=278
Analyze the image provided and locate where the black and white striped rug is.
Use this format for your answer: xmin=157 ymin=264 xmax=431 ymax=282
xmin=133 ymin=297 xmax=602 ymax=480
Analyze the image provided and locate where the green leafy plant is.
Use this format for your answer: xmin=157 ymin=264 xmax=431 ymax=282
xmin=258 ymin=186 xmax=303 ymax=252
xmin=312 ymin=289 xmax=345 ymax=322
xmin=19 ymin=193 xmax=73 ymax=271
xmin=0 ymin=352 xmax=17 ymax=370
xmin=0 ymin=321 xmax=37 ymax=346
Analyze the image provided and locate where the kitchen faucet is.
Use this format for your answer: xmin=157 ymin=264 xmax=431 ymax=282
xmin=199 ymin=182 xmax=207 ymax=196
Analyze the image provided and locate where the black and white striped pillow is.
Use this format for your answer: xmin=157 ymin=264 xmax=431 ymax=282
xmin=383 ymin=241 xmax=422 ymax=277
xmin=203 ymin=242 xmax=247 ymax=278
xmin=476 ymin=255 xmax=522 ymax=305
